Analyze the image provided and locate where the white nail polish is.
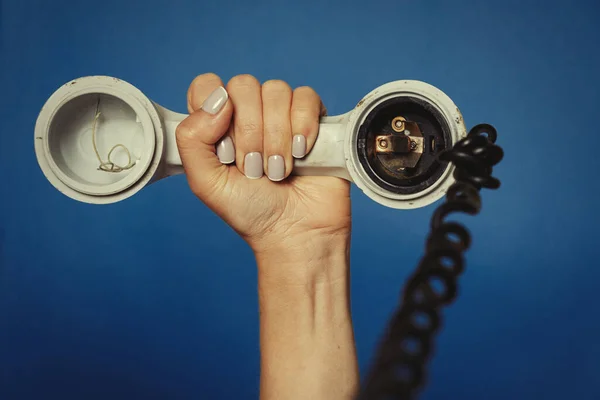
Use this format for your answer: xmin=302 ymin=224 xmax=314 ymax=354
xmin=292 ymin=135 xmax=307 ymax=158
xmin=244 ymin=152 xmax=263 ymax=179
xmin=201 ymin=87 xmax=228 ymax=115
xmin=217 ymin=137 xmax=235 ymax=164
xmin=267 ymin=155 xmax=285 ymax=181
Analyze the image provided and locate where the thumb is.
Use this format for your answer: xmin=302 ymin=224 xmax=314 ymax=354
xmin=176 ymin=86 xmax=233 ymax=197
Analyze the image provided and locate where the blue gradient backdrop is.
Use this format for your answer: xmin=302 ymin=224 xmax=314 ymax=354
xmin=1 ymin=0 xmax=599 ymax=399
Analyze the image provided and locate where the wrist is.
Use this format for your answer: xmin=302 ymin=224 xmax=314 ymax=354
xmin=254 ymin=232 xmax=351 ymax=286
xmin=255 ymin=232 xmax=359 ymax=400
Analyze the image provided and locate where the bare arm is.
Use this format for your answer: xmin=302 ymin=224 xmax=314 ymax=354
xmin=175 ymin=73 xmax=357 ymax=398
xmin=255 ymin=234 xmax=359 ymax=400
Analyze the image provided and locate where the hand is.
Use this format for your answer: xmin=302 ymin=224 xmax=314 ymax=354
xmin=176 ymin=74 xmax=351 ymax=275
xmin=177 ymin=74 xmax=359 ymax=399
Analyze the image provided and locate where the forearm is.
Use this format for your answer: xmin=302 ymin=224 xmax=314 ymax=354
xmin=255 ymin=234 xmax=359 ymax=400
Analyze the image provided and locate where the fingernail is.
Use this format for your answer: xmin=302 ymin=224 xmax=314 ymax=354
xmin=244 ymin=152 xmax=263 ymax=179
xmin=267 ymin=155 xmax=285 ymax=181
xmin=292 ymin=134 xmax=307 ymax=158
xmin=216 ymin=137 xmax=235 ymax=164
xmin=201 ymin=86 xmax=228 ymax=115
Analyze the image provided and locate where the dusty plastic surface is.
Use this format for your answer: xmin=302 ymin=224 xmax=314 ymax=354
xmin=35 ymin=77 xmax=164 ymax=204
xmin=34 ymin=76 xmax=466 ymax=209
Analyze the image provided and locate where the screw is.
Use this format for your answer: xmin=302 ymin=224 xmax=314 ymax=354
xmin=379 ymin=139 xmax=388 ymax=148
xmin=410 ymin=140 xmax=417 ymax=150
xmin=391 ymin=116 xmax=406 ymax=132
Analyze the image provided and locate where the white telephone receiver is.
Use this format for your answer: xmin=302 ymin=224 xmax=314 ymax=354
xmin=34 ymin=76 xmax=466 ymax=209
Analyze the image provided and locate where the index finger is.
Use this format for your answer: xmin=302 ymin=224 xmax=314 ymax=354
xmin=187 ymin=73 xmax=226 ymax=113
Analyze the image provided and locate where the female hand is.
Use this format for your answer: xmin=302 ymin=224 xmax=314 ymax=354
xmin=176 ymin=73 xmax=352 ymax=281
xmin=176 ymin=73 xmax=359 ymax=400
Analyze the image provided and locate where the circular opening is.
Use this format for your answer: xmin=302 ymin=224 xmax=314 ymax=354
xmin=439 ymin=256 xmax=456 ymax=269
xmin=427 ymin=276 xmax=447 ymax=297
xmin=46 ymin=93 xmax=152 ymax=195
xmin=411 ymin=311 xmax=434 ymax=331
xmin=401 ymin=336 xmax=423 ymax=357
xmin=356 ymin=96 xmax=452 ymax=195
xmin=446 ymin=232 xmax=461 ymax=244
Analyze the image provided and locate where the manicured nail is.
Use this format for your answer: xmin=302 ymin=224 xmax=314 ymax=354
xmin=267 ymin=155 xmax=285 ymax=181
xmin=244 ymin=152 xmax=263 ymax=179
xmin=201 ymin=86 xmax=228 ymax=115
xmin=216 ymin=137 xmax=235 ymax=164
xmin=292 ymin=134 xmax=307 ymax=158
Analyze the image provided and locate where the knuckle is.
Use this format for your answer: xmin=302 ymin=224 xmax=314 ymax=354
xmin=262 ymin=79 xmax=292 ymax=96
xmin=191 ymin=72 xmax=221 ymax=87
xmin=264 ymin=122 xmax=287 ymax=136
xmin=175 ymin=121 xmax=204 ymax=151
xmin=294 ymin=85 xmax=318 ymax=98
xmin=228 ymin=74 xmax=260 ymax=89
xmin=188 ymin=73 xmax=222 ymax=111
xmin=292 ymin=86 xmax=321 ymax=116
xmin=290 ymin=109 xmax=318 ymax=136
xmin=291 ymin=104 xmax=320 ymax=129
xmin=238 ymin=121 xmax=261 ymax=137
xmin=175 ymin=121 xmax=194 ymax=143
xmin=291 ymin=104 xmax=317 ymax=116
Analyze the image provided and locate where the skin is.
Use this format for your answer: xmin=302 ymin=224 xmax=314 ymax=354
xmin=175 ymin=73 xmax=359 ymax=400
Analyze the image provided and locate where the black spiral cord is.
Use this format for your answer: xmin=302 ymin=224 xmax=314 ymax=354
xmin=356 ymin=123 xmax=504 ymax=400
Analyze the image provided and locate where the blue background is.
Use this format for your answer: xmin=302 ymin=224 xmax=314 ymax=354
xmin=1 ymin=0 xmax=599 ymax=399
